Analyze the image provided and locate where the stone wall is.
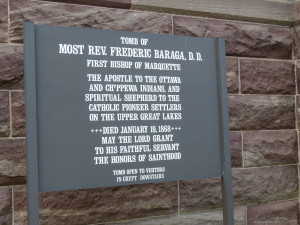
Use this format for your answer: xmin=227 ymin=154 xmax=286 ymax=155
xmin=0 ymin=0 xmax=299 ymax=224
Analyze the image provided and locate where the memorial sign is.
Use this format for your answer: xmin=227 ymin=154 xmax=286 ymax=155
xmin=24 ymin=22 xmax=233 ymax=224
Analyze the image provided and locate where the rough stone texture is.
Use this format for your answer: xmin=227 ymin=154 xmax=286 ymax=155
xmin=45 ymin=0 xmax=132 ymax=9
xmin=180 ymin=166 xmax=298 ymax=212
xmin=0 ymin=188 xmax=12 ymax=225
xmin=230 ymin=132 xmax=242 ymax=167
xmin=14 ymin=182 xmax=177 ymax=225
xmin=296 ymin=61 xmax=300 ymax=94
xmin=0 ymin=91 xmax=9 ymax=137
xmin=0 ymin=139 xmax=26 ymax=186
xmin=0 ymin=0 xmax=8 ymax=42
xmin=180 ymin=178 xmax=222 ymax=212
xmin=11 ymin=91 xmax=25 ymax=137
xmin=9 ymin=0 xmax=172 ymax=43
xmin=173 ymin=16 xmax=292 ymax=59
xmin=297 ymin=96 xmax=300 ymax=129
xmin=228 ymin=95 xmax=295 ymax=131
xmin=232 ymin=165 xmax=298 ymax=205
xmin=111 ymin=206 xmax=246 ymax=225
xmin=0 ymin=45 xmax=24 ymax=90
xmin=240 ymin=59 xmax=295 ymax=94
xmin=293 ymin=25 xmax=300 ymax=59
xmin=247 ymin=200 xmax=299 ymax=225
xmin=243 ymin=130 xmax=298 ymax=167
xmin=292 ymin=2 xmax=300 ymax=22
xmin=226 ymin=57 xmax=239 ymax=94
xmin=12 ymin=187 xmax=27 ymax=225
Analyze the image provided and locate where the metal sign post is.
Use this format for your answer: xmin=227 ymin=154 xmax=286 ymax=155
xmin=217 ymin=39 xmax=234 ymax=225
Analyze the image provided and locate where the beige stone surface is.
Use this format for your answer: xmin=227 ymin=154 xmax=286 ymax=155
xmin=174 ymin=16 xmax=292 ymax=59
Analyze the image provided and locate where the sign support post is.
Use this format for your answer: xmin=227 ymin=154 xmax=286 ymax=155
xmin=217 ymin=38 xmax=234 ymax=225
xmin=24 ymin=22 xmax=40 ymax=225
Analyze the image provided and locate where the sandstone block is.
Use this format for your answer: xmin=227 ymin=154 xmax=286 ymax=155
xmin=0 ymin=45 xmax=24 ymax=89
xmin=179 ymin=178 xmax=222 ymax=212
xmin=292 ymin=2 xmax=300 ymax=22
xmin=0 ymin=0 xmax=8 ymax=42
xmin=229 ymin=95 xmax=295 ymax=130
xmin=293 ymin=25 xmax=300 ymax=59
xmin=296 ymin=62 xmax=300 ymax=94
xmin=10 ymin=1 xmax=172 ymax=43
xmin=0 ymin=138 xmax=26 ymax=186
xmin=0 ymin=188 xmax=12 ymax=224
xmin=243 ymin=130 xmax=298 ymax=167
xmin=180 ymin=166 xmax=298 ymax=211
xmin=240 ymin=59 xmax=295 ymax=94
xmin=14 ymin=182 xmax=177 ymax=224
xmin=0 ymin=91 xmax=9 ymax=137
xmin=296 ymin=96 xmax=300 ymax=128
xmin=230 ymin=132 xmax=242 ymax=167
xmin=173 ymin=16 xmax=292 ymax=59
xmin=226 ymin=58 xmax=239 ymax=94
xmin=11 ymin=91 xmax=25 ymax=137
xmin=232 ymin=165 xmax=298 ymax=205
xmin=247 ymin=200 xmax=299 ymax=225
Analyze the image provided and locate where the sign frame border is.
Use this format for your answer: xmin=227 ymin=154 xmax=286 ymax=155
xmin=24 ymin=22 xmax=234 ymax=225
xmin=24 ymin=22 xmax=40 ymax=225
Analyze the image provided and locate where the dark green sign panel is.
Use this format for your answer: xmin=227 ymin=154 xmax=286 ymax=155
xmin=24 ymin=22 xmax=233 ymax=225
